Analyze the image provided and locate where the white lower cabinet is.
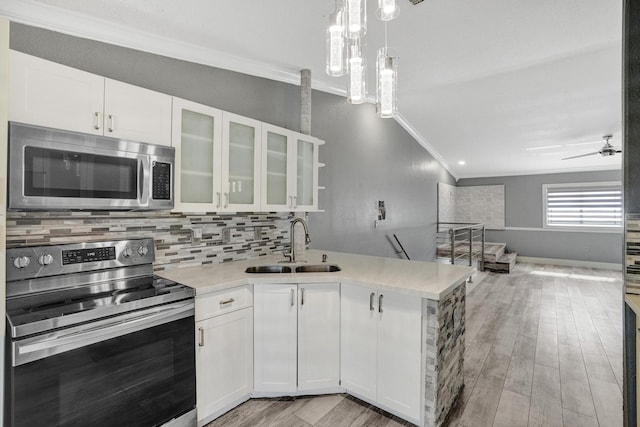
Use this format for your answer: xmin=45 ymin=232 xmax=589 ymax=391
xmin=341 ymin=283 xmax=423 ymax=424
xmin=195 ymin=287 xmax=253 ymax=426
xmin=254 ymin=282 xmax=340 ymax=394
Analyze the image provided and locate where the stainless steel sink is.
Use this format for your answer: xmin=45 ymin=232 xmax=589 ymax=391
xmin=245 ymin=265 xmax=292 ymax=274
xmin=295 ymin=264 xmax=341 ymax=273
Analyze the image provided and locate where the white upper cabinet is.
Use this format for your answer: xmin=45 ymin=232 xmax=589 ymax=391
xmin=261 ymin=123 xmax=294 ymax=211
xmin=293 ymin=133 xmax=321 ymax=212
xmin=9 ymin=51 xmax=172 ymax=146
xmin=9 ymin=50 xmax=104 ymax=136
xmin=222 ymin=112 xmax=262 ymax=212
xmin=103 ymin=79 xmax=172 ymax=146
xmin=261 ymin=124 xmax=322 ymax=212
xmin=172 ymin=98 xmax=223 ymax=212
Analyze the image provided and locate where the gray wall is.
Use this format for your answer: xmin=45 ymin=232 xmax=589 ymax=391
xmin=458 ymin=170 xmax=623 ymax=264
xmin=10 ymin=23 xmax=455 ymax=261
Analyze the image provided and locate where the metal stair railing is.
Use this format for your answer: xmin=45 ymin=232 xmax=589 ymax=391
xmin=436 ymin=222 xmax=485 ymax=271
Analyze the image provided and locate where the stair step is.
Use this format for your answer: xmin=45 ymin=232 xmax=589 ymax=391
xmin=484 ymin=252 xmax=517 ymax=273
xmin=482 ymin=243 xmax=506 ymax=263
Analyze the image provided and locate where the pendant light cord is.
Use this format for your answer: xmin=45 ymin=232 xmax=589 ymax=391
xmin=384 ymin=21 xmax=388 ymax=53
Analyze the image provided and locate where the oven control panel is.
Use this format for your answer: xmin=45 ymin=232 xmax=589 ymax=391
xmin=62 ymin=247 xmax=116 ymax=265
xmin=7 ymin=238 xmax=156 ymax=283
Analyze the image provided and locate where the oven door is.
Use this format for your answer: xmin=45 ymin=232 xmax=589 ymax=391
xmin=5 ymin=302 xmax=196 ymax=427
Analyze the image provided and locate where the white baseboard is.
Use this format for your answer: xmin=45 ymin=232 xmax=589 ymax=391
xmin=516 ymin=256 xmax=622 ymax=271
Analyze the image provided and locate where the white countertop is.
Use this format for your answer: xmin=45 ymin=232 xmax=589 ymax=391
xmin=157 ymin=250 xmax=474 ymax=300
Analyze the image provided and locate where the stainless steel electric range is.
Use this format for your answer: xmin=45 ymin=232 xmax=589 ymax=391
xmin=4 ymin=238 xmax=196 ymax=427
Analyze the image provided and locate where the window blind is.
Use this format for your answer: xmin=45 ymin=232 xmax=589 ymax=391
xmin=544 ymin=183 xmax=622 ymax=228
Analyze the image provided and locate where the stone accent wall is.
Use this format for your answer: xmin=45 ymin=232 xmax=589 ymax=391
xmin=423 ymin=281 xmax=466 ymax=426
xmin=437 ymin=182 xmax=505 ymax=230
xmin=6 ymin=211 xmax=295 ymax=271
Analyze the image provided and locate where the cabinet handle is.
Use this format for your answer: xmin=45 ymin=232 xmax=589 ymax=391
xmin=289 ymin=196 xmax=293 ymax=209
xmin=216 ymin=192 xmax=221 ymax=209
xmin=231 ymin=181 xmax=236 ymax=193
xmin=93 ymin=112 xmax=101 ymax=130
xmin=379 ymin=294 xmax=384 ymax=313
xmin=224 ymin=193 xmax=229 ymax=208
xmin=219 ymin=298 xmax=235 ymax=305
xmin=370 ymin=292 xmax=375 ymax=311
xmin=300 ymin=288 xmax=305 ymax=306
xmin=198 ymin=327 xmax=204 ymax=347
xmin=293 ymin=196 xmax=298 ymax=208
xmin=291 ymin=288 xmax=295 ymax=307
xmin=107 ymin=114 xmax=114 ymax=132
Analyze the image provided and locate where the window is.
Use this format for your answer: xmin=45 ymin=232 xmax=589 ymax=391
xmin=543 ymin=182 xmax=622 ymax=230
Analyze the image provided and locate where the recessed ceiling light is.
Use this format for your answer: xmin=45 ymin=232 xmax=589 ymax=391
xmin=525 ymin=145 xmax=562 ymax=151
xmin=458 ymin=160 xmax=466 ymax=165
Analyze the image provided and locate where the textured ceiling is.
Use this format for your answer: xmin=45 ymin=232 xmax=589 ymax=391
xmin=0 ymin=0 xmax=623 ymax=179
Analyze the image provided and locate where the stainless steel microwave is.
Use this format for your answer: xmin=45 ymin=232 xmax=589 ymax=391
xmin=8 ymin=122 xmax=174 ymax=210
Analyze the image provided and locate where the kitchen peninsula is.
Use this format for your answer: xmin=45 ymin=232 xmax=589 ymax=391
xmin=158 ymin=249 xmax=473 ymax=427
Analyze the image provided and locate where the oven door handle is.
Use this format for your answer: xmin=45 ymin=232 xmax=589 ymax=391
xmin=12 ymin=300 xmax=194 ymax=367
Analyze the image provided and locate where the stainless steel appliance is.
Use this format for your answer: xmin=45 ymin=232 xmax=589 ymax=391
xmin=8 ymin=122 xmax=174 ymax=210
xmin=5 ymin=238 xmax=196 ymax=427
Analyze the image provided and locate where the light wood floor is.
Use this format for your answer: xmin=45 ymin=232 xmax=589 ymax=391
xmin=206 ymin=263 xmax=623 ymax=427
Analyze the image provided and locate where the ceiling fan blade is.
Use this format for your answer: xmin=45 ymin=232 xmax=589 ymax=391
xmin=617 ymin=149 xmax=622 ymax=153
xmin=562 ymin=151 xmax=600 ymax=160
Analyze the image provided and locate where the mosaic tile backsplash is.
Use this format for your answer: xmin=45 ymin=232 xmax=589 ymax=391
xmin=7 ymin=210 xmax=296 ymax=271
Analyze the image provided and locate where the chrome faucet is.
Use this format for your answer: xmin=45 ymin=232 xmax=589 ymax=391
xmin=283 ymin=218 xmax=311 ymax=263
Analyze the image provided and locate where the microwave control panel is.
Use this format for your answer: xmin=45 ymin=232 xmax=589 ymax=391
xmin=152 ymin=161 xmax=172 ymax=200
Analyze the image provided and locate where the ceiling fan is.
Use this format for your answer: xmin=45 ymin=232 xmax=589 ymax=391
xmin=562 ymin=135 xmax=621 ymax=160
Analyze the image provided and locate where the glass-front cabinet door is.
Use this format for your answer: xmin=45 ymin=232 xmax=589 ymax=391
xmin=293 ymin=133 xmax=321 ymax=212
xmin=222 ymin=112 xmax=262 ymax=211
xmin=172 ymin=98 xmax=223 ymax=212
xmin=261 ymin=124 xmax=294 ymax=211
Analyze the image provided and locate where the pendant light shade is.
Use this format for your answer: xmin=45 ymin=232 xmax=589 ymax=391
xmin=376 ymin=0 xmax=400 ymax=21
xmin=376 ymin=47 xmax=398 ymax=118
xmin=346 ymin=0 xmax=366 ymax=38
xmin=347 ymin=37 xmax=366 ymax=104
xmin=326 ymin=5 xmax=346 ymax=76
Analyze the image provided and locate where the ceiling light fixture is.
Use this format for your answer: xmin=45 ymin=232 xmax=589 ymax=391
xmin=346 ymin=0 xmax=367 ymax=37
xmin=458 ymin=160 xmax=466 ymax=165
xmin=377 ymin=0 xmax=400 ymax=21
xmin=347 ymin=37 xmax=366 ymax=104
xmin=326 ymin=0 xmax=399 ymax=117
xmin=326 ymin=3 xmax=346 ymax=76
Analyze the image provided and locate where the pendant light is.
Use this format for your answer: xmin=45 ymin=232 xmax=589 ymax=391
xmin=326 ymin=2 xmax=346 ymax=77
xmin=376 ymin=0 xmax=400 ymax=21
xmin=346 ymin=0 xmax=366 ymax=38
xmin=347 ymin=37 xmax=366 ymax=104
xmin=376 ymin=24 xmax=398 ymax=118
